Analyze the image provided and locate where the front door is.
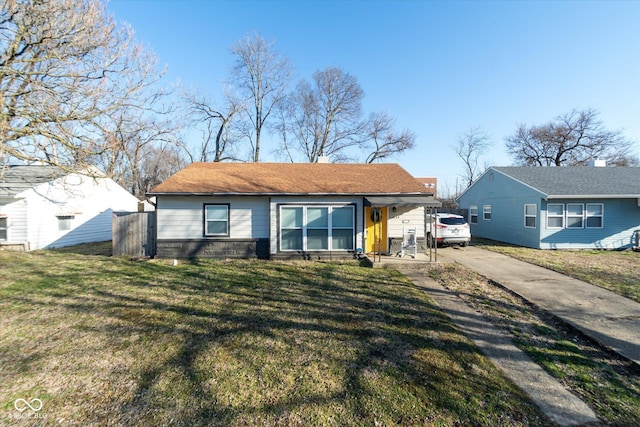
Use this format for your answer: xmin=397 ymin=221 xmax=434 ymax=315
xmin=365 ymin=207 xmax=387 ymax=254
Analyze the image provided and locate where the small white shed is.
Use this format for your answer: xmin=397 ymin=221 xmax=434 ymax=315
xmin=0 ymin=165 xmax=141 ymax=250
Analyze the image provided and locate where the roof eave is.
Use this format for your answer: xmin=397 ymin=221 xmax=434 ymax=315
xmin=546 ymin=194 xmax=640 ymax=199
xmin=147 ymin=191 xmax=434 ymax=197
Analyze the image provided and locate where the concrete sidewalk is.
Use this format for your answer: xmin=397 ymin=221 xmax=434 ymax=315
xmin=438 ymin=246 xmax=640 ymax=366
xmin=400 ymin=268 xmax=599 ymax=426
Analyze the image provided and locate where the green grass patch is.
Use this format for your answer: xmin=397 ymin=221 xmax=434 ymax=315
xmin=0 ymin=250 xmax=549 ymax=426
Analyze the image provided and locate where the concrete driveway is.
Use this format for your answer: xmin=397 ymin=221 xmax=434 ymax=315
xmin=437 ymin=245 xmax=640 ymax=366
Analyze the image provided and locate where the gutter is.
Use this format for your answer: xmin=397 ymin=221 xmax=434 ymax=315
xmin=545 ymin=194 xmax=640 ymax=200
xmin=146 ymin=192 xmax=434 ymax=197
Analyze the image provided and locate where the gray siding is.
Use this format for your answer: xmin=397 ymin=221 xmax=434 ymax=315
xmin=156 ymin=196 xmax=270 ymax=240
xmin=155 ymin=195 xmax=270 ymax=258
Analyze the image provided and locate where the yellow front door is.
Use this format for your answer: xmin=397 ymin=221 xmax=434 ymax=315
xmin=365 ymin=207 xmax=387 ymax=254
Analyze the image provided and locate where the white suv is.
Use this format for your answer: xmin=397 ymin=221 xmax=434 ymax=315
xmin=426 ymin=213 xmax=471 ymax=247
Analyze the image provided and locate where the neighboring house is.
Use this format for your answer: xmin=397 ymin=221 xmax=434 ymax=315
xmin=415 ymin=177 xmax=438 ymax=198
xmin=0 ymin=165 xmax=142 ymax=250
xmin=147 ymin=162 xmax=440 ymax=259
xmin=457 ymin=165 xmax=640 ymax=249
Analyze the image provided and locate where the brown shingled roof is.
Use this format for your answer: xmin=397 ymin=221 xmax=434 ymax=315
xmin=149 ymin=162 xmax=430 ymax=195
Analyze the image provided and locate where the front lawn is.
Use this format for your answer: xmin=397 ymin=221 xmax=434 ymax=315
xmin=0 ymin=250 xmax=549 ymax=426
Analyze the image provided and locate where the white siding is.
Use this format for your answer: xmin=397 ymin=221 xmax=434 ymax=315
xmin=0 ymin=198 xmax=28 ymax=245
xmin=20 ymin=174 xmax=139 ymax=250
xmin=387 ymin=206 xmax=425 ymax=238
xmin=156 ymin=196 xmax=270 ymax=240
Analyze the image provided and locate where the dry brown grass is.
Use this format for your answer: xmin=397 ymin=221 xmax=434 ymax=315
xmin=1 ymin=250 xmax=551 ymax=426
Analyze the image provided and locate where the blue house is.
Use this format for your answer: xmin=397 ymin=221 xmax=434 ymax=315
xmin=457 ymin=165 xmax=640 ymax=250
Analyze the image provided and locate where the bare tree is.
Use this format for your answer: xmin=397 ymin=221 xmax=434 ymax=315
xmin=136 ymin=144 xmax=185 ymax=196
xmin=96 ymin=102 xmax=182 ymax=198
xmin=364 ymin=112 xmax=415 ymax=163
xmin=0 ymin=0 xmax=166 ymax=175
xmin=452 ymin=126 xmax=491 ymax=187
xmin=279 ymin=67 xmax=365 ymax=163
xmin=505 ymin=108 xmax=637 ymax=166
xmin=182 ymin=89 xmax=243 ymax=162
xmin=230 ymin=33 xmax=291 ymax=162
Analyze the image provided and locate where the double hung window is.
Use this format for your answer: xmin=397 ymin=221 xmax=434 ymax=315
xmin=546 ymin=203 xmax=604 ymax=229
xmin=586 ymin=203 xmax=604 ymax=228
xmin=469 ymin=206 xmax=478 ymax=224
xmin=524 ymin=204 xmax=537 ymax=228
xmin=0 ymin=217 xmax=7 ymax=241
xmin=547 ymin=204 xmax=564 ymax=228
xmin=566 ymin=204 xmax=584 ymax=228
xmin=204 ymin=204 xmax=229 ymax=236
xmin=483 ymin=205 xmax=492 ymax=220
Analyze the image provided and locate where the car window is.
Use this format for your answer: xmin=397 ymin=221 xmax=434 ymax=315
xmin=440 ymin=217 xmax=467 ymax=226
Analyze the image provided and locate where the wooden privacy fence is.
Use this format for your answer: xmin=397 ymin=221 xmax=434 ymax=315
xmin=112 ymin=211 xmax=156 ymax=257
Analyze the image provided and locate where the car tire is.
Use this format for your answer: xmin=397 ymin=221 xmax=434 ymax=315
xmin=427 ymin=233 xmax=436 ymax=248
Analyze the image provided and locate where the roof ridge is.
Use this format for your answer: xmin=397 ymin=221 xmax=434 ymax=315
xmin=149 ymin=162 xmax=429 ymax=195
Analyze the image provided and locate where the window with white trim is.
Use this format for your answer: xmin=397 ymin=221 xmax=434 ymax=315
xmin=547 ymin=204 xmax=564 ymax=228
xmin=0 ymin=217 xmax=7 ymax=241
xmin=331 ymin=206 xmax=355 ymax=250
xmin=586 ymin=203 xmax=604 ymax=228
xmin=469 ymin=205 xmax=478 ymax=224
xmin=307 ymin=207 xmax=328 ymax=250
xmin=545 ymin=203 xmax=605 ymax=229
xmin=204 ymin=204 xmax=229 ymax=236
xmin=524 ymin=204 xmax=537 ymax=228
xmin=483 ymin=205 xmax=491 ymax=220
xmin=57 ymin=215 xmax=75 ymax=231
xmin=280 ymin=205 xmax=354 ymax=251
xmin=566 ymin=204 xmax=584 ymax=228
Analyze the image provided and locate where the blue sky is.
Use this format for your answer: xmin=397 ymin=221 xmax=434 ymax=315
xmin=108 ymin=0 xmax=640 ymax=195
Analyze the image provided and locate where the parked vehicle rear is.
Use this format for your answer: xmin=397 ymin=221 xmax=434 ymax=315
xmin=426 ymin=213 xmax=471 ymax=247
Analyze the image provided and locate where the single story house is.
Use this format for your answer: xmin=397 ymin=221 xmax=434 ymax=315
xmin=456 ymin=165 xmax=640 ymax=249
xmin=147 ymin=162 xmax=440 ymax=259
xmin=0 ymin=165 xmax=142 ymax=250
